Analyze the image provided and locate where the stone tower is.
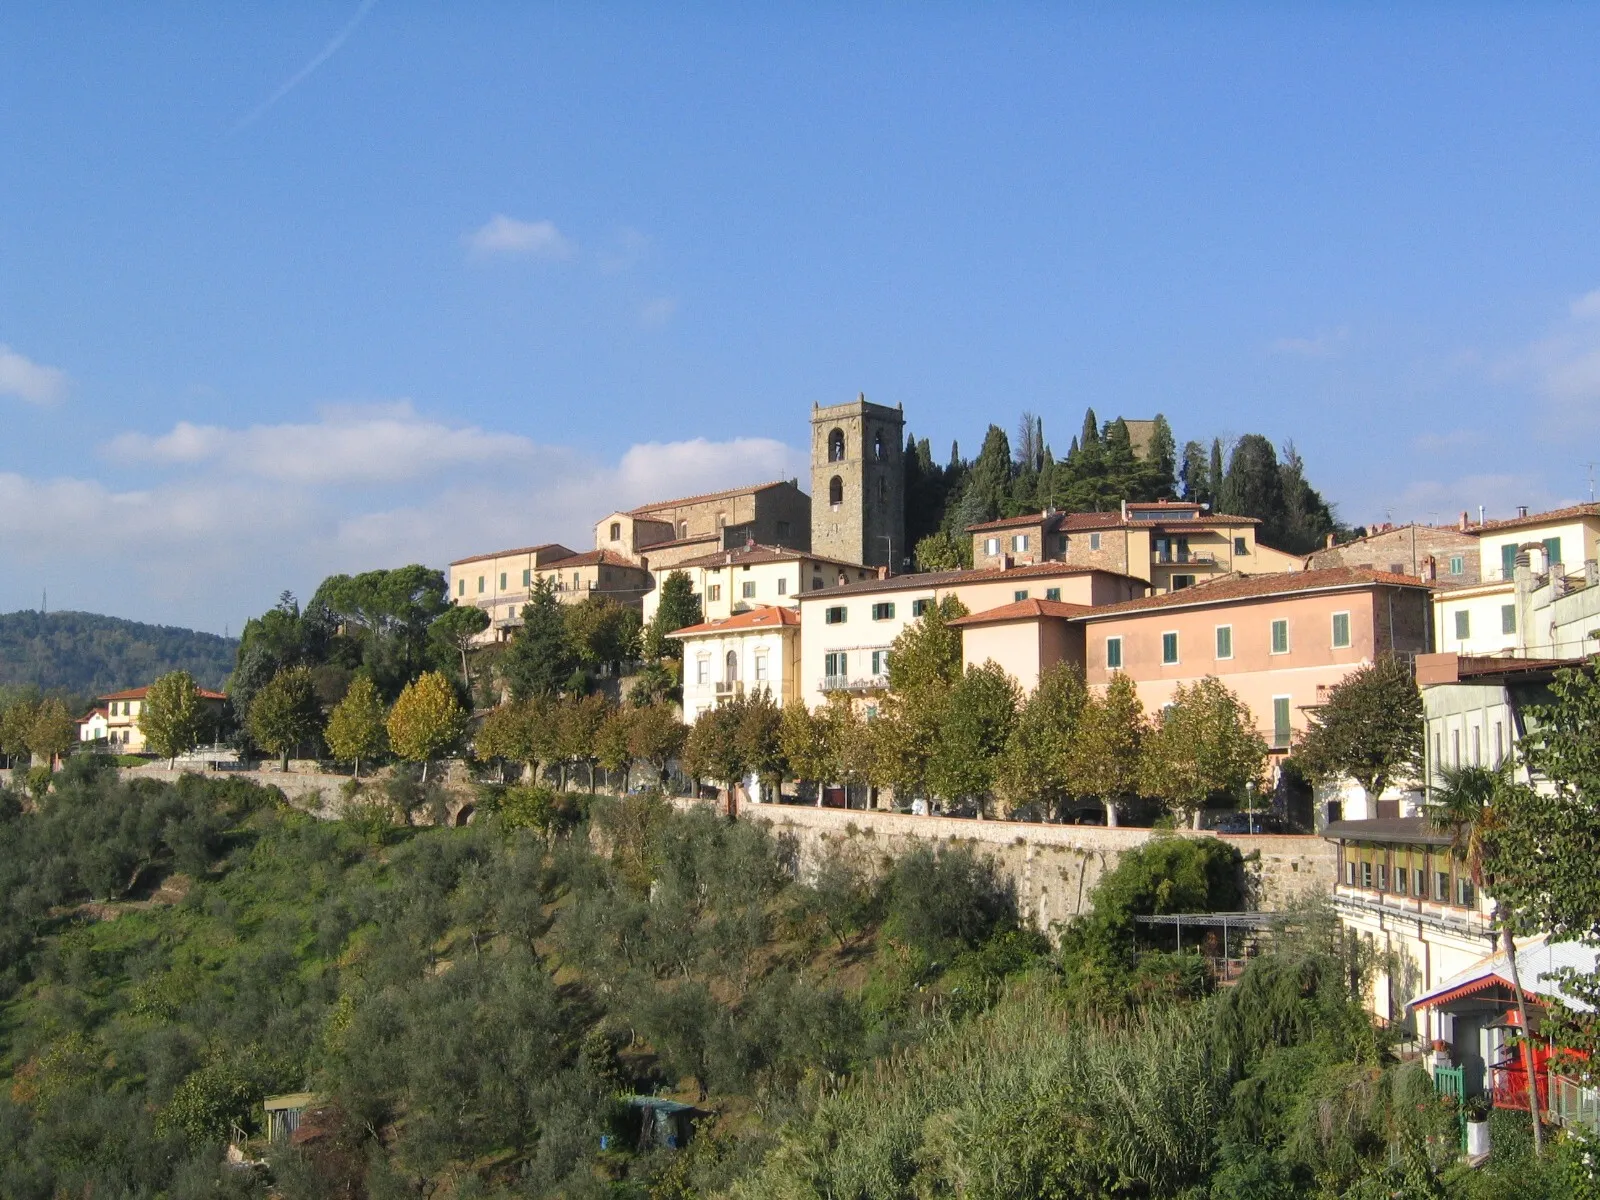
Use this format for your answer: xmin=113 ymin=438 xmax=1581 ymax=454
xmin=810 ymin=394 xmax=906 ymax=570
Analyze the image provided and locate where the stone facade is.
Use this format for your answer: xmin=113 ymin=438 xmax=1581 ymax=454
xmin=1308 ymin=522 xmax=1479 ymax=585
xmin=598 ymin=480 xmax=813 ymax=567
xmin=811 ymin=395 xmax=906 ymax=570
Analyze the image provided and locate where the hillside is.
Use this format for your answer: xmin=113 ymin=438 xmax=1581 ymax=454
xmin=0 ymin=610 xmax=237 ymax=695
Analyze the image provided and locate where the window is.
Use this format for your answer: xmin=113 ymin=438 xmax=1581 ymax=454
xmin=1458 ymin=877 xmax=1476 ymax=908
xmin=609 ymin=522 xmax=621 ymax=541
xmin=984 ymin=537 xmax=1000 ymax=556
xmin=1331 ymin=612 xmax=1351 ymax=648
xmin=777 ymin=578 xmax=788 ymax=596
xmin=871 ymin=649 xmax=888 ymax=675
xmin=1106 ymin=636 xmax=1123 ymax=669
xmin=1377 ymin=863 xmax=1388 ymax=890
xmin=1056 ymin=534 xmax=1069 ymax=553
xmin=1012 ymin=534 xmax=1029 ymax=552
xmin=1544 ymin=536 xmax=1563 ymax=568
xmin=1414 ymin=868 xmax=1426 ymax=897
xmin=499 ymin=572 xmax=507 ymax=590
xmin=871 ymin=602 xmax=896 ymax=620
xmin=1162 ymin=632 xmax=1179 ymax=664
xmin=1272 ymin=696 xmax=1292 ymax=749
xmin=1171 ymin=574 xmax=1195 ymax=590
xmin=829 ymin=476 xmax=843 ymax=506
xmin=522 ymin=569 xmax=531 ymax=586
xmin=696 ymin=657 xmax=710 ymax=685
xmin=1494 ymin=721 xmax=1504 ymax=766
xmin=1434 ymin=731 xmax=1442 ymax=770
xmin=724 ymin=650 xmax=739 ymax=682
xmin=1435 ymin=871 xmax=1450 ymax=902
xmin=776 ymin=520 xmax=791 ymax=541
xmin=1089 ymin=532 xmax=1102 ymax=551
xmin=742 ymin=581 xmax=757 ymax=599
xmin=1014 ymin=590 xmax=1029 ymax=602
xmin=912 ymin=598 xmax=931 ymax=617
xmin=716 ymin=514 xmax=727 ymax=530
xmin=678 ymin=522 xmax=688 ymax=538
xmin=754 ymin=652 xmax=769 ymax=681
xmin=477 ymin=575 xmax=485 ymax=594
xmin=458 ymin=578 xmax=465 ymax=596
xmin=1454 ymin=610 xmax=1470 ymax=640
xmin=1345 ymin=860 xmax=1356 ymax=886
xmin=1502 ymin=543 xmax=1518 ymax=581
xmin=1045 ymin=587 xmax=1061 ymax=602
xmin=572 ymin=572 xmax=580 ymax=589
xmin=708 ymin=585 xmax=722 ymax=602
xmin=1449 ymin=555 xmax=1464 ymax=575
xmin=1360 ymin=861 xmax=1372 ymax=888
xmin=1494 ymin=604 xmax=1514 ymax=637
xmin=1452 ymin=728 xmax=1460 ymax=766
xmin=828 ymin=428 xmax=845 ymax=462
xmin=874 ymin=431 xmax=885 ymax=460
xmin=824 ymin=651 xmax=847 ymax=679
xmin=1215 ymin=625 xmax=1233 ymax=659
xmin=1395 ymin=866 xmax=1408 ymax=896
xmin=1234 ymin=537 xmax=1248 ymax=556
xmin=824 ymin=606 xmax=847 ymax=625
xmin=1270 ymin=619 xmax=1289 ymax=654
xmin=812 ymin=577 xmax=824 ymax=590
xmin=1472 ymin=725 xmax=1481 ymax=766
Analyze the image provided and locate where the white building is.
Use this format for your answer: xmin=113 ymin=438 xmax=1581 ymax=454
xmin=669 ymin=606 xmax=802 ymax=722
xmin=641 ymin=543 xmax=874 ymax=627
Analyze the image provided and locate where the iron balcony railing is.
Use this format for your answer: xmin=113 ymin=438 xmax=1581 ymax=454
xmin=820 ymin=674 xmax=889 ymax=693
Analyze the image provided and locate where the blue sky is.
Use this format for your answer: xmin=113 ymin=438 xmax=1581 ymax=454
xmin=4 ymin=5 xmax=1600 ymax=633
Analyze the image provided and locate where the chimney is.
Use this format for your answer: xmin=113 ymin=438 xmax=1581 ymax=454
xmin=1518 ymin=505 xmax=1529 ymax=518
xmin=1120 ymin=499 xmax=1129 ymax=520
xmin=1002 ymin=554 xmax=1014 ymax=570
xmin=876 ymin=565 xmax=888 ymax=579
xmin=837 ymin=571 xmax=848 ymax=587
xmin=1458 ymin=511 xmax=1469 ymax=532
xmin=1478 ymin=505 xmax=1485 ymax=526
xmin=1325 ymin=532 xmax=1336 ymax=549
xmin=1421 ymin=556 xmax=1436 ymax=582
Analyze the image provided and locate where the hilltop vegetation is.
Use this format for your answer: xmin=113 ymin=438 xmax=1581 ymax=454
xmin=0 ymin=610 xmax=237 ymax=695
xmin=0 ymin=763 xmax=1579 ymax=1198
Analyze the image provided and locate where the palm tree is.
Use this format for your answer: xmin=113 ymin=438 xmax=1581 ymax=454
xmin=1427 ymin=763 xmax=1543 ymax=1155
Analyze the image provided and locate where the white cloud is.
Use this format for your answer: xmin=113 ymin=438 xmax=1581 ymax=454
xmin=465 ymin=215 xmax=576 ymax=259
xmin=4 ymin=405 xmax=806 ymax=632
xmin=639 ymin=296 xmax=679 ymax=328
xmin=0 ymin=344 xmax=69 ymax=405
xmin=103 ymin=403 xmax=538 ymax=486
xmin=1269 ymin=327 xmax=1349 ymax=358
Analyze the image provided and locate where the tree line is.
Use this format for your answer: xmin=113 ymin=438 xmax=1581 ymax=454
xmin=905 ymin=407 xmax=1344 ymax=570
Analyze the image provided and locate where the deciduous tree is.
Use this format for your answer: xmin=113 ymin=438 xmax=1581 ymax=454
xmin=27 ymin=698 xmax=74 ymax=767
xmin=1069 ymin=673 xmax=1147 ymax=825
xmin=324 ymin=675 xmax=387 ymax=778
xmin=627 ymin=703 xmax=686 ymax=789
xmin=386 ymin=671 xmax=466 ymax=782
xmin=248 ymin=665 xmax=323 ymax=769
xmin=928 ymin=662 xmax=1020 ymax=812
xmin=1141 ymin=676 xmax=1267 ymax=828
xmin=996 ymin=663 xmax=1088 ymax=817
xmin=139 ymin=671 xmax=206 ymax=766
xmin=1295 ymin=656 xmax=1423 ymax=804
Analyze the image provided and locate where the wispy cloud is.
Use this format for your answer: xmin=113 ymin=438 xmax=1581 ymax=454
xmin=0 ymin=344 xmax=69 ymax=406
xmin=465 ymin=215 xmax=577 ymax=260
xmin=231 ymin=0 xmax=379 ymax=134
xmin=639 ymin=296 xmax=679 ymax=328
xmin=1269 ymin=327 xmax=1349 ymax=358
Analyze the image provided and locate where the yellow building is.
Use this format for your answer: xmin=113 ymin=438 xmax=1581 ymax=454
xmin=967 ymin=500 xmax=1301 ymax=594
xmin=91 ymin=685 xmax=228 ymax=754
xmin=593 ymin=479 xmax=811 ymax=570
xmin=448 ymin=543 xmax=652 ymax=642
xmin=642 ymin=542 xmax=875 ymax=626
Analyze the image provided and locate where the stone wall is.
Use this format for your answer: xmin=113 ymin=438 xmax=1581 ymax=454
xmin=727 ymin=801 xmax=1334 ymax=931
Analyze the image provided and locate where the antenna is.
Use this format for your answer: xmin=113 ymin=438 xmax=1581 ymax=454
xmin=41 ymin=588 xmax=46 ymax=615
xmin=1588 ymin=462 xmax=1596 ymax=503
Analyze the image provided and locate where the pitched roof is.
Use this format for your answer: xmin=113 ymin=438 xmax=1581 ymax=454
xmin=1411 ymin=936 xmax=1600 ymax=1012
xmin=1073 ymin=567 xmax=1428 ymax=620
xmin=802 ymin=562 xmax=1142 ymax=600
xmin=77 ymin=707 xmax=108 ymax=723
xmin=947 ymin=598 xmax=1095 ymax=627
xmin=1472 ymin=503 xmax=1600 ymax=535
xmin=99 ymin=685 xmax=228 ymax=702
xmin=666 ymin=606 xmax=802 ymax=638
xmin=965 ymin=503 xmax=1259 ymax=534
xmin=669 ymin=543 xmax=867 ymax=572
xmin=449 ymin=543 xmax=575 ymax=567
xmin=538 ymin=549 xmax=645 ymax=570
xmin=627 ymin=479 xmax=797 ymax=516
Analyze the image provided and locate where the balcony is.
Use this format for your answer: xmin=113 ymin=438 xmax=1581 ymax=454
xmin=714 ymin=680 xmax=744 ymax=697
xmin=820 ymin=674 xmax=888 ymax=694
xmin=1153 ymin=549 xmax=1217 ymax=565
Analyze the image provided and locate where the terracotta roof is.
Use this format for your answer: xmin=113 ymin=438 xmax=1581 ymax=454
xmin=627 ymin=479 xmax=796 ymax=516
xmin=803 ymin=562 xmax=1143 ymax=600
xmin=965 ymin=505 xmax=1259 ymax=534
xmin=1472 ymin=503 xmax=1600 ymax=535
xmin=666 ymin=606 xmax=802 ymax=637
xmin=77 ymin=707 xmax=108 ymax=723
xmin=1074 ymin=567 xmax=1428 ymax=620
xmin=947 ymin=598 xmax=1095 ymax=627
xmin=449 ymin=543 xmax=574 ymax=568
xmin=669 ymin=543 xmax=868 ymax=572
xmin=99 ymin=685 xmax=228 ymax=702
xmin=538 ymin=549 xmax=646 ymax=571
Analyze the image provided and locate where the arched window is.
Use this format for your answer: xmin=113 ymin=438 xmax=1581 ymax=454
xmin=609 ymin=522 xmax=621 ymax=541
xmin=828 ymin=428 xmax=845 ymax=462
xmin=725 ymin=650 xmax=739 ymax=682
xmin=829 ymin=475 xmax=843 ymax=506
xmin=874 ymin=431 xmax=885 ymax=460
xmin=678 ymin=522 xmax=688 ymax=538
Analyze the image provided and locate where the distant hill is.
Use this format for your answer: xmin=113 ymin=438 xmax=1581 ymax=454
xmin=0 ymin=610 xmax=238 ymax=696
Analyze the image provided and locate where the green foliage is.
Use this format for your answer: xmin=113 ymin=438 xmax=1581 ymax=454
xmin=323 ymin=674 xmax=388 ymax=775
xmin=643 ymin=570 xmax=702 ymax=661
xmin=247 ymin=664 xmax=322 ymax=766
xmin=565 ymin=595 xmax=642 ymax=673
xmin=1142 ymin=675 xmax=1268 ymax=823
xmin=997 ymin=661 xmax=1087 ymax=817
xmin=1068 ymin=671 xmax=1146 ymax=820
xmin=1295 ymin=656 xmax=1423 ymax=800
xmin=386 ymin=670 xmax=466 ymax=778
xmin=503 ymin=576 xmax=577 ymax=700
xmin=0 ymin=608 xmax=237 ymax=694
xmin=928 ymin=661 xmax=1020 ymax=805
xmin=429 ymin=601 xmax=490 ymax=684
xmin=139 ymin=669 xmax=207 ymax=761
xmin=25 ymin=696 xmax=74 ymax=762
xmin=157 ymin=1062 xmax=259 ymax=1142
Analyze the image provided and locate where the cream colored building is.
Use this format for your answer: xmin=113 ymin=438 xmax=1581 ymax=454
xmin=641 ymin=543 xmax=875 ymax=626
xmin=967 ymin=500 xmax=1303 ymax=594
xmin=448 ymin=544 xmax=652 ymax=642
xmin=670 ymin=606 xmax=802 ymax=721
xmin=1472 ymin=502 xmax=1600 ymax=585
xmin=92 ymin=685 xmax=228 ymax=754
xmin=796 ymin=564 xmax=1146 ymax=712
xmin=594 ymin=479 xmax=811 ymax=570
xmin=1431 ymin=579 xmax=1519 ymax=657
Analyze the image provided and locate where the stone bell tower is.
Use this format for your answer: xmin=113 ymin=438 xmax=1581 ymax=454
xmin=810 ymin=393 xmax=905 ymax=570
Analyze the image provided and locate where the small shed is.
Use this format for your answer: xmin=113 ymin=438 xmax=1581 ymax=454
xmin=263 ymin=1092 xmax=318 ymax=1142
xmin=623 ymin=1096 xmax=701 ymax=1150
